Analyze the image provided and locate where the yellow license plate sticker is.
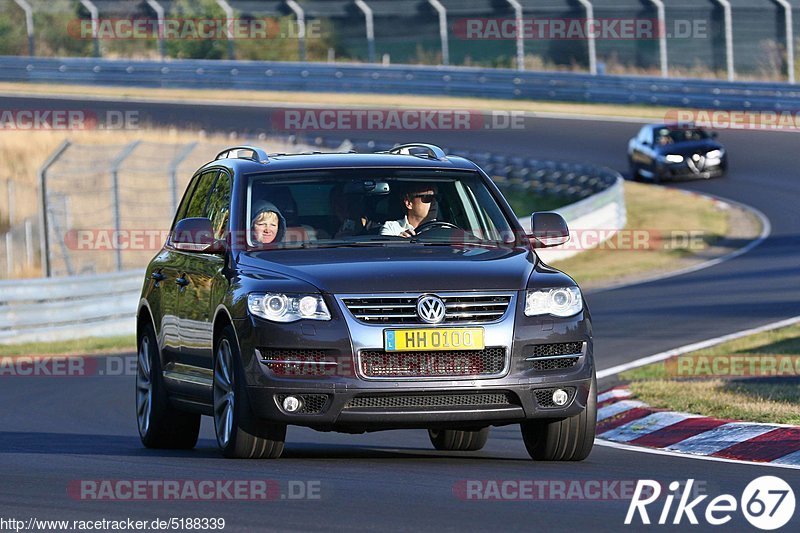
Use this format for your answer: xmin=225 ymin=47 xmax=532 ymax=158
xmin=384 ymin=328 xmax=485 ymax=352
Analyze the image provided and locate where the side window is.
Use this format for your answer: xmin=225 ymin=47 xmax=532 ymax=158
xmin=184 ymin=170 xmax=218 ymax=219
xmin=206 ymin=171 xmax=231 ymax=240
xmin=173 ymin=175 xmax=199 ymax=228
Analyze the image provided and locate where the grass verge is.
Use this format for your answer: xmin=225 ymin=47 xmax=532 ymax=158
xmin=0 ymin=335 xmax=136 ymax=357
xmin=618 ymin=323 xmax=800 ymax=425
xmin=549 ymin=182 xmax=731 ymax=286
xmin=0 ymin=81 xmax=669 ymax=120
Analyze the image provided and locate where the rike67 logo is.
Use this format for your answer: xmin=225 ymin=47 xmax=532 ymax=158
xmin=626 ymin=477 xmax=795 ymax=530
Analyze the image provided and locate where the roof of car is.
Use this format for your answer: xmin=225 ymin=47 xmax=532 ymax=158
xmin=201 ymin=149 xmax=481 ymax=176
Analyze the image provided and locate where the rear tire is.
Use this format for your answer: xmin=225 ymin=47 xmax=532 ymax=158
xmin=428 ymin=428 xmax=490 ymax=452
xmin=520 ymin=374 xmax=596 ymax=461
xmin=213 ymin=325 xmax=286 ymax=459
xmin=136 ymin=322 xmax=200 ymax=449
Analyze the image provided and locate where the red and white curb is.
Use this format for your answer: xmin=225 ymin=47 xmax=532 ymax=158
xmin=596 ymin=388 xmax=800 ymax=466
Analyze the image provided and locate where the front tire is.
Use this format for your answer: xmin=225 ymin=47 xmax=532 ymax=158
xmin=428 ymin=428 xmax=489 ymax=451
xmin=136 ymin=322 xmax=200 ymax=449
xmin=213 ymin=325 xmax=286 ymax=459
xmin=520 ymin=374 xmax=597 ymax=461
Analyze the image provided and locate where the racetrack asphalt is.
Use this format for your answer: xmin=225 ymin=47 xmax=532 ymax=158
xmin=1 ymin=95 xmax=799 ymax=531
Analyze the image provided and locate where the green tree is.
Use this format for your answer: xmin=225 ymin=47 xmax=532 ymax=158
xmin=165 ymin=0 xmax=227 ymax=60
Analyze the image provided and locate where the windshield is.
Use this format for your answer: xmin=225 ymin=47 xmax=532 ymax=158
xmin=245 ymin=169 xmax=517 ymax=249
xmin=656 ymin=127 xmax=710 ymax=145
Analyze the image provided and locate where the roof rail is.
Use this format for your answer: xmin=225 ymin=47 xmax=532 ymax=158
xmin=215 ymin=146 xmax=270 ymax=164
xmin=387 ymin=143 xmax=448 ymax=161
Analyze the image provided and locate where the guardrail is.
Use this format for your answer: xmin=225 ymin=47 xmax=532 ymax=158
xmin=0 ymin=270 xmax=141 ymax=345
xmin=2 ymin=56 xmax=799 ymax=111
xmin=0 ymin=135 xmax=624 ymax=345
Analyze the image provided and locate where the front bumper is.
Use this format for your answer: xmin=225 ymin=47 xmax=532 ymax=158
xmin=234 ymin=291 xmax=593 ymax=431
xmin=657 ymin=157 xmax=727 ymax=180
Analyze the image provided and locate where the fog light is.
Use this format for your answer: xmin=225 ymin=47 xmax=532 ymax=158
xmin=282 ymin=396 xmax=302 ymax=413
xmin=552 ymin=389 xmax=569 ymax=406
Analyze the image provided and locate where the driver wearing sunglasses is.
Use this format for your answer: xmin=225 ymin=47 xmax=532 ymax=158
xmin=380 ymin=184 xmax=438 ymax=238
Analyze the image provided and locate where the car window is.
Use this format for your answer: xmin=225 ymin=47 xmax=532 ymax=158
xmin=206 ymin=171 xmax=231 ymax=240
xmin=246 ymin=169 xmax=516 ymax=248
xmin=184 ymin=170 xmax=219 ymax=219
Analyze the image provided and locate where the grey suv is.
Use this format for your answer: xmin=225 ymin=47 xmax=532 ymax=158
xmin=136 ymin=144 xmax=596 ymax=460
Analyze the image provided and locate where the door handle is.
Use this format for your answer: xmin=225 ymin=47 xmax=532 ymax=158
xmin=175 ymin=276 xmax=190 ymax=287
xmin=151 ymin=271 xmax=166 ymax=282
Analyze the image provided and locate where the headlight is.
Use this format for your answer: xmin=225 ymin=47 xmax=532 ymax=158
xmin=525 ymin=287 xmax=583 ymax=317
xmin=706 ymin=149 xmax=723 ymax=159
xmin=248 ymin=293 xmax=331 ymax=322
xmin=664 ymin=154 xmax=684 ymax=163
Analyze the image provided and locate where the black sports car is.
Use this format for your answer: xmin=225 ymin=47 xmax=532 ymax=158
xmin=628 ymin=124 xmax=727 ymax=182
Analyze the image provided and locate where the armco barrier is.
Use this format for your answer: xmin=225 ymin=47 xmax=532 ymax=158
xmin=3 ymin=56 xmax=800 ymax=111
xmin=0 ymin=136 xmax=624 ymax=344
xmin=0 ymin=270 xmax=141 ymax=345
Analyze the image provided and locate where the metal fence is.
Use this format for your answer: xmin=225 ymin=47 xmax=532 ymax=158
xmin=1 ymin=0 xmax=799 ymax=81
xmin=3 ymin=56 xmax=800 ymax=111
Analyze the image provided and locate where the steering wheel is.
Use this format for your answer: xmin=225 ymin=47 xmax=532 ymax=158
xmin=414 ymin=220 xmax=460 ymax=235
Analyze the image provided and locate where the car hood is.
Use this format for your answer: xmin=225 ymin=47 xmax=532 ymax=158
xmin=238 ymin=245 xmax=535 ymax=294
xmin=655 ymin=140 xmax=723 ymax=157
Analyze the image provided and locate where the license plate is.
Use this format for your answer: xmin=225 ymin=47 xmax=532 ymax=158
xmin=384 ymin=328 xmax=485 ymax=352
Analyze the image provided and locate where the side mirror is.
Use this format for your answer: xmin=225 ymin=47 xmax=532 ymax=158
xmin=529 ymin=212 xmax=570 ymax=248
xmin=171 ymin=217 xmax=225 ymax=253
xmin=710 ymin=131 xmax=719 ymax=139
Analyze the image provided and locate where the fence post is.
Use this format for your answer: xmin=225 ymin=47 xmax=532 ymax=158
xmin=355 ymin=0 xmax=376 ymax=64
xmin=24 ymin=219 xmax=33 ymax=268
xmin=650 ymin=0 xmax=668 ymax=77
xmin=38 ymin=140 xmax=71 ymax=278
xmin=12 ymin=0 xmax=35 ymax=56
xmin=714 ymin=0 xmax=735 ymax=81
xmin=168 ymin=141 xmax=198 ymax=213
xmin=775 ymin=0 xmax=795 ymax=84
xmin=79 ymin=0 xmax=101 ymax=57
xmin=428 ymin=0 xmax=449 ymax=66
xmin=215 ymin=0 xmax=236 ymax=60
xmin=506 ymin=0 xmax=525 ymax=71
xmin=145 ymin=0 xmax=166 ymax=61
xmin=5 ymin=179 xmax=13 ymax=226
xmin=577 ymin=0 xmax=598 ymax=75
xmin=110 ymin=141 xmax=141 ymax=272
xmin=286 ymin=0 xmax=307 ymax=62
xmin=5 ymin=233 xmax=12 ymax=276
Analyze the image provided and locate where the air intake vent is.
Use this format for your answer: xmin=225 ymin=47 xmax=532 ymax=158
xmin=341 ymin=292 xmax=513 ymax=325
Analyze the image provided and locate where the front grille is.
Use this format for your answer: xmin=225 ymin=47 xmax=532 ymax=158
xmin=360 ymin=347 xmax=506 ymax=378
xmin=534 ymin=387 xmax=576 ymax=408
xmin=275 ymin=394 xmax=329 ymax=414
xmin=341 ymin=292 xmax=512 ymax=324
xmin=531 ymin=358 xmax=579 ymax=371
xmin=259 ymin=349 xmax=339 ymax=376
xmin=528 ymin=342 xmax=584 ymax=358
xmin=345 ymin=391 xmax=518 ymax=410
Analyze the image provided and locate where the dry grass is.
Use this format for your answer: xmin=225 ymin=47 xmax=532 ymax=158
xmin=627 ymin=379 xmax=800 ymax=425
xmin=0 ymin=335 xmax=136 ymax=357
xmin=620 ymin=323 xmax=800 ymax=425
xmin=0 ymin=81 xmax=672 ymax=120
xmin=550 ymin=182 xmax=730 ymax=285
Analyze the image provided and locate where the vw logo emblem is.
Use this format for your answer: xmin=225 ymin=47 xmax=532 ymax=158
xmin=417 ymin=295 xmax=446 ymax=324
